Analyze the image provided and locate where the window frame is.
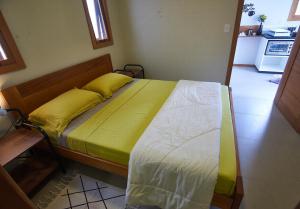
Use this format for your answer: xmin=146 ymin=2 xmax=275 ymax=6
xmin=0 ymin=11 xmax=25 ymax=75
xmin=82 ymin=0 xmax=113 ymax=49
xmin=288 ymin=0 xmax=300 ymax=21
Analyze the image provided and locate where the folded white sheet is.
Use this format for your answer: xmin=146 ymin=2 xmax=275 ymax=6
xmin=126 ymin=80 xmax=222 ymax=209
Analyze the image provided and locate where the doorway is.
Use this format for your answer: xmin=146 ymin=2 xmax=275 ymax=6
xmin=226 ymin=0 xmax=300 ymax=102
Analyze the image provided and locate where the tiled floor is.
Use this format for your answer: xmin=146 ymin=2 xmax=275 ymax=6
xmin=230 ymin=67 xmax=300 ymax=209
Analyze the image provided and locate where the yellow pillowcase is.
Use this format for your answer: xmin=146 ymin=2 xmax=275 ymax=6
xmin=29 ymin=88 xmax=103 ymax=138
xmin=83 ymin=73 xmax=133 ymax=98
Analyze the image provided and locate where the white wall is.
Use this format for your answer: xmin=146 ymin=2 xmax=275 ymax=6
xmin=0 ymin=0 xmax=126 ymax=89
xmin=118 ymin=0 xmax=238 ymax=83
xmin=241 ymin=0 xmax=300 ymax=29
xmin=0 ymin=0 xmax=240 ymax=88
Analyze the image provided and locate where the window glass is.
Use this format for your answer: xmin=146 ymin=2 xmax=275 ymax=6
xmin=83 ymin=0 xmax=113 ymax=49
xmin=0 ymin=43 xmax=8 ymax=61
xmin=296 ymin=1 xmax=300 ymax=15
xmin=86 ymin=0 xmax=108 ymax=40
xmin=0 ymin=12 xmax=25 ymax=74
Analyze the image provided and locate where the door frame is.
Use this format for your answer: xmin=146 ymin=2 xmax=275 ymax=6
xmin=225 ymin=0 xmax=245 ymax=85
xmin=225 ymin=0 xmax=300 ymax=105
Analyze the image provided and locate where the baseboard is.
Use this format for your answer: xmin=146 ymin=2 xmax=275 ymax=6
xmin=233 ymin=64 xmax=256 ymax=67
xmin=234 ymin=64 xmax=264 ymax=72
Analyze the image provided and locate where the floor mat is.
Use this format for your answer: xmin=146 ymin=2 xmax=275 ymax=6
xmin=40 ymin=174 xmax=126 ymax=209
xmin=32 ymin=162 xmax=220 ymax=209
xmin=268 ymin=74 xmax=282 ymax=84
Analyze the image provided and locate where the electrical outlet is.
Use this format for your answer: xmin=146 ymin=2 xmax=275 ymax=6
xmin=224 ymin=24 xmax=231 ymax=33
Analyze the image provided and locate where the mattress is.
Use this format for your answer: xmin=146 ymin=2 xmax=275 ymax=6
xmin=55 ymin=79 xmax=236 ymax=196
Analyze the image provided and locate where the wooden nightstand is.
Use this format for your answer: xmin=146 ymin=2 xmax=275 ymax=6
xmin=114 ymin=64 xmax=145 ymax=79
xmin=0 ymin=127 xmax=63 ymax=196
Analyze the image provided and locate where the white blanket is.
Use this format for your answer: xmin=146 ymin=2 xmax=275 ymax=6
xmin=126 ymin=80 xmax=222 ymax=209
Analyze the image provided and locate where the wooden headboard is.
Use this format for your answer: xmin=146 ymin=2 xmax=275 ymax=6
xmin=1 ymin=54 xmax=113 ymax=115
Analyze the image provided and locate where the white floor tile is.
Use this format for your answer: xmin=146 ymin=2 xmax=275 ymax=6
xmin=89 ymin=202 xmax=106 ymax=209
xmin=231 ymin=66 xmax=300 ymax=209
xmin=86 ymin=190 xmax=102 ymax=202
xmin=69 ymin=193 xmax=87 ymax=206
xmin=105 ymin=196 xmax=126 ymax=209
xmin=230 ymin=67 xmax=279 ymax=100
xmin=101 ymin=186 xmax=126 ymax=199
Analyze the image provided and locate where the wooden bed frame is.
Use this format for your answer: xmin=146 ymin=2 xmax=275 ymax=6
xmin=2 ymin=54 xmax=243 ymax=209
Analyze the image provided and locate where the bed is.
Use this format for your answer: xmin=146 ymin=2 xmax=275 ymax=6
xmin=1 ymin=54 xmax=243 ymax=209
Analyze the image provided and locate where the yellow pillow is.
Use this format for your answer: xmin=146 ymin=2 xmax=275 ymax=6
xmin=83 ymin=73 xmax=133 ymax=98
xmin=29 ymin=88 xmax=103 ymax=138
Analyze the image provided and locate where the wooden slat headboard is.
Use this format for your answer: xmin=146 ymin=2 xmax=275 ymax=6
xmin=1 ymin=54 xmax=113 ymax=115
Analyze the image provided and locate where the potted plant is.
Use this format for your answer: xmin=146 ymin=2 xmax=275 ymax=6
xmin=257 ymin=15 xmax=267 ymax=35
xmin=243 ymin=3 xmax=255 ymax=17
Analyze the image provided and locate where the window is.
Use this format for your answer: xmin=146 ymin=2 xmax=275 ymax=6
xmin=82 ymin=0 xmax=113 ymax=49
xmin=0 ymin=11 xmax=25 ymax=75
xmin=288 ymin=0 xmax=300 ymax=21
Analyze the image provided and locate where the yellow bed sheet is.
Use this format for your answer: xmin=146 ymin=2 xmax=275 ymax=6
xmin=215 ymin=86 xmax=237 ymax=196
xmin=67 ymin=79 xmax=176 ymax=164
xmin=66 ymin=80 xmax=236 ymax=196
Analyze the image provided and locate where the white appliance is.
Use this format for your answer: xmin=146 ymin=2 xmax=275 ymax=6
xmin=265 ymin=29 xmax=291 ymax=37
xmin=255 ymin=37 xmax=294 ymax=73
xmin=265 ymin=40 xmax=294 ymax=56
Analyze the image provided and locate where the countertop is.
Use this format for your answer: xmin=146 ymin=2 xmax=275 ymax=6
xmin=238 ymin=34 xmax=296 ymax=40
xmin=262 ymin=34 xmax=296 ymax=40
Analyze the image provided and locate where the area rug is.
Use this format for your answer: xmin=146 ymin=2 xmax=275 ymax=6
xmin=269 ymin=74 xmax=282 ymax=84
xmin=33 ymin=171 xmax=160 ymax=209
xmin=36 ymin=174 xmax=126 ymax=209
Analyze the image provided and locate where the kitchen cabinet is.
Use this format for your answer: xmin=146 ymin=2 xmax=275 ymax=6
xmin=234 ymin=36 xmax=262 ymax=65
xmin=255 ymin=36 xmax=294 ymax=73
